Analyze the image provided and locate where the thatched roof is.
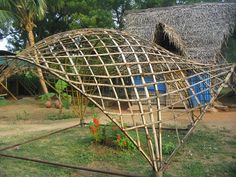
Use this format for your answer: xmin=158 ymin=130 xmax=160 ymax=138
xmin=124 ymin=3 xmax=236 ymax=63
xmin=153 ymin=22 xmax=187 ymax=56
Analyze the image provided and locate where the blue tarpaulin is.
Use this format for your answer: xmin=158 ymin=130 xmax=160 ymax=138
xmin=133 ymin=76 xmax=166 ymax=93
xmin=188 ymin=73 xmax=211 ymax=108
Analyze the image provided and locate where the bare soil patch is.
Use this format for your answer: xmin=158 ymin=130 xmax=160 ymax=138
xmin=0 ymin=96 xmax=235 ymax=137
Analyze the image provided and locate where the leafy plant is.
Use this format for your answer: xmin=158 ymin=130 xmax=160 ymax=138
xmin=89 ymin=118 xmax=135 ymax=150
xmin=89 ymin=116 xmax=103 ymax=143
xmin=54 ymin=80 xmax=72 ymax=109
xmin=39 ymin=80 xmax=71 ymax=110
xmin=0 ymin=97 xmax=9 ymax=106
xmin=163 ymin=142 xmax=175 ymax=155
xmin=115 ymin=133 xmax=135 ymax=150
xmin=55 ymin=80 xmax=68 ymax=93
xmin=39 ymin=92 xmax=55 ymax=102
xmin=60 ymin=93 xmax=72 ymax=109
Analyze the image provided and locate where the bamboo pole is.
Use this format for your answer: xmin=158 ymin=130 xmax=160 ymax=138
xmin=0 ymin=82 xmax=17 ymax=100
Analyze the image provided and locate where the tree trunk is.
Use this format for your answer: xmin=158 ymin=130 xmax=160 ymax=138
xmin=27 ymin=28 xmax=48 ymax=94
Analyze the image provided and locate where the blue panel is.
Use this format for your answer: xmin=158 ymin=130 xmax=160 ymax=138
xmin=133 ymin=76 xmax=166 ymax=93
xmin=0 ymin=58 xmax=6 ymax=65
xmin=188 ymin=73 xmax=211 ymax=108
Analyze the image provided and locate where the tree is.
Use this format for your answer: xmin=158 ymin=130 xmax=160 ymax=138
xmin=0 ymin=0 xmax=48 ymax=94
xmin=134 ymin=0 xmax=176 ymax=9
xmin=67 ymin=0 xmax=114 ymax=29
xmin=0 ymin=0 xmax=116 ymax=50
xmin=108 ymin=0 xmax=133 ymax=29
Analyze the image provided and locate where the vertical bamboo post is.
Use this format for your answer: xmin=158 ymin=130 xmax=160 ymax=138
xmin=154 ymin=171 xmax=163 ymax=177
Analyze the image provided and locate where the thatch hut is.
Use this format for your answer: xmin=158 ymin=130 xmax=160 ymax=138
xmin=0 ymin=51 xmax=39 ymax=98
xmin=0 ymin=51 xmax=15 ymax=97
xmin=124 ymin=3 xmax=236 ymax=64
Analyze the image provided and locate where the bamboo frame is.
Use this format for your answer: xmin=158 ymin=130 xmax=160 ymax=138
xmin=1 ymin=29 xmax=235 ymax=176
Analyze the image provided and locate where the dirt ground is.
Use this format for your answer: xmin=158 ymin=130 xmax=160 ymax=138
xmin=0 ymin=96 xmax=236 ymax=137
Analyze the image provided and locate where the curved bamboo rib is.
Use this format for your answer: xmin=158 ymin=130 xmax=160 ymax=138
xmin=1 ymin=29 xmax=235 ymax=174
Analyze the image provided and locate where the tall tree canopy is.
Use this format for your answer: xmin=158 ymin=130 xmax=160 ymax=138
xmin=0 ymin=0 xmax=116 ymax=51
xmin=0 ymin=0 xmax=223 ymax=51
xmin=0 ymin=0 xmax=49 ymax=93
xmin=34 ymin=0 xmax=113 ymax=42
xmin=134 ymin=0 xmax=176 ymax=9
xmin=0 ymin=0 xmax=46 ymax=46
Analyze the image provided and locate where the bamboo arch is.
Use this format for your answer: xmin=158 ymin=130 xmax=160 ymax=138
xmin=1 ymin=29 xmax=235 ymax=176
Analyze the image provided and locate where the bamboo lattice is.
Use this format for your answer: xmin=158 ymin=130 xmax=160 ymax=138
xmin=1 ymin=29 xmax=235 ymax=175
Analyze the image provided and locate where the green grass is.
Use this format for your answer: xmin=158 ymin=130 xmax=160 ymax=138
xmin=16 ymin=110 xmax=31 ymax=120
xmin=0 ymin=126 xmax=235 ymax=177
xmin=165 ymin=128 xmax=236 ymax=177
xmin=0 ymin=128 xmax=150 ymax=177
xmin=0 ymin=97 xmax=10 ymax=106
xmin=47 ymin=112 xmax=76 ymax=120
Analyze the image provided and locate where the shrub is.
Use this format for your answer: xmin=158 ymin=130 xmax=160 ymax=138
xmin=88 ymin=118 xmax=135 ymax=150
xmin=163 ymin=142 xmax=175 ymax=155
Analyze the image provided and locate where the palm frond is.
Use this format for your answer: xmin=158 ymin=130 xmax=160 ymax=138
xmin=0 ymin=10 xmax=15 ymax=27
xmin=0 ymin=0 xmax=12 ymax=9
xmin=28 ymin=0 xmax=47 ymax=20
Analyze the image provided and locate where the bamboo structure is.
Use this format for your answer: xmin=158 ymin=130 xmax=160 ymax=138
xmin=1 ymin=29 xmax=235 ymax=176
xmin=0 ymin=56 xmax=37 ymax=98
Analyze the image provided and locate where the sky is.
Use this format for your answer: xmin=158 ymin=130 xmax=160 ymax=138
xmin=0 ymin=38 xmax=7 ymax=50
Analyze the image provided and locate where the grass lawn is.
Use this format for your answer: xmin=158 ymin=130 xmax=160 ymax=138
xmin=0 ymin=125 xmax=235 ymax=177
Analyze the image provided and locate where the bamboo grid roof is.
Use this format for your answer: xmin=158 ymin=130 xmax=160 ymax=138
xmin=0 ymin=28 xmax=235 ymax=175
xmin=124 ymin=3 xmax=236 ymax=64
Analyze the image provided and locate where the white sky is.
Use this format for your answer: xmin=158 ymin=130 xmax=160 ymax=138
xmin=0 ymin=38 xmax=7 ymax=50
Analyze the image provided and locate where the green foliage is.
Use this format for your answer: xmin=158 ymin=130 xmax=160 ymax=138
xmin=55 ymin=80 xmax=68 ymax=93
xmin=69 ymin=8 xmax=113 ymax=29
xmin=115 ymin=134 xmax=136 ymax=150
xmin=61 ymin=93 xmax=71 ymax=109
xmin=220 ymin=87 xmax=233 ymax=95
xmin=0 ymin=126 xmax=235 ymax=176
xmin=1 ymin=0 xmax=116 ymax=51
xmin=0 ymin=127 xmax=150 ymax=176
xmin=222 ymin=31 xmax=236 ymax=63
xmin=54 ymin=80 xmax=71 ymax=109
xmin=163 ymin=142 xmax=175 ymax=155
xmin=39 ymin=79 xmax=71 ymax=109
xmin=0 ymin=97 xmax=9 ymax=106
xmin=47 ymin=112 xmax=75 ymax=120
xmin=0 ymin=0 xmax=47 ymax=50
xmin=178 ymin=0 xmax=220 ymax=4
xmin=88 ymin=117 xmax=103 ymax=142
xmin=0 ymin=0 xmax=46 ymax=24
xmin=0 ymin=0 xmax=223 ymax=51
xmin=39 ymin=92 xmax=55 ymax=102
xmin=89 ymin=119 xmax=135 ymax=150
xmin=134 ymin=0 xmax=176 ymax=9
xmin=181 ymin=162 xmax=206 ymax=177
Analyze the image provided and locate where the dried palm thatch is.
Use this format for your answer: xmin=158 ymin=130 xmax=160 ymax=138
xmin=153 ymin=22 xmax=187 ymax=56
xmin=124 ymin=3 xmax=236 ymax=63
xmin=1 ymin=29 xmax=235 ymax=176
